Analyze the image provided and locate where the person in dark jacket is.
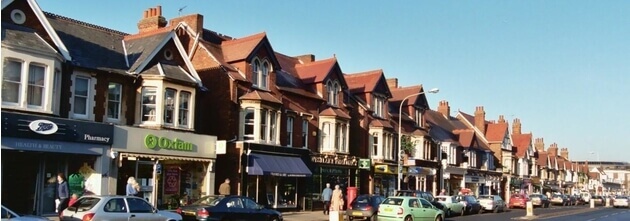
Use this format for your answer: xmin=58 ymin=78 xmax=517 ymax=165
xmin=57 ymin=173 xmax=70 ymax=215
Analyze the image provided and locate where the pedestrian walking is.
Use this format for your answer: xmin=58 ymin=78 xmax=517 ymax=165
xmin=439 ymin=189 xmax=447 ymax=196
xmin=56 ymin=173 xmax=70 ymax=215
xmin=218 ymin=178 xmax=231 ymax=195
xmin=330 ymin=185 xmax=344 ymax=211
xmin=321 ymin=183 xmax=333 ymax=215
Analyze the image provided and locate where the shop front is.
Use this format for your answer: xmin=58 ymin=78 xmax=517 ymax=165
xmin=242 ymin=144 xmax=313 ymax=209
xmin=464 ymin=172 xmax=486 ymax=197
xmin=373 ymin=164 xmax=405 ymax=197
xmin=405 ymin=166 xmax=436 ymax=193
xmin=110 ymin=126 xmax=216 ymax=209
xmin=443 ymin=166 xmax=467 ymax=195
xmin=1 ymin=111 xmax=113 ymax=216
xmin=307 ymin=154 xmax=359 ymax=204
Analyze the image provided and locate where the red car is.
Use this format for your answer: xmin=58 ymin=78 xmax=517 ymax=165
xmin=508 ymin=194 xmax=529 ymax=209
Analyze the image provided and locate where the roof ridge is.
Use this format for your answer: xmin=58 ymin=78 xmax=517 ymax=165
xmin=202 ymin=28 xmax=234 ymax=40
xmin=222 ymin=32 xmax=266 ymax=45
xmin=297 ymin=57 xmax=336 ymax=67
xmin=43 ymin=11 xmax=128 ymax=36
xmin=345 ymin=69 xmax=383 ymax=77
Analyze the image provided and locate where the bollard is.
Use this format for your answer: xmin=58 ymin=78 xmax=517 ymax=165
xmin=590 ymin=199 xmax=595 ymax=208
xmin=526 ymin=201 xmax=535 ymax=217
xmin=605 ymin=197 xmax=611 ymax=207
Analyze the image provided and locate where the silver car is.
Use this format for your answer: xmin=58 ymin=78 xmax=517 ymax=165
xmin=478 ymin=195 xmax=506 ymax=213
xmin=1 ymin=205 xmax=49 ymax=221
xmin=60 ymin=196 xmax=181 ymax=221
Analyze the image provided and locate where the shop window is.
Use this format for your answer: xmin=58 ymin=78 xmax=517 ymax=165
xmin=286 ymin=117 xmax=294 ymax=147
xmin=107 ymin=83 xmax=122 ymax=121
xmin=141 ymin=87 xmax=157 ymax=122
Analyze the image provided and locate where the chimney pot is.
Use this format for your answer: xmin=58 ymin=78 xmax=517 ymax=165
xmin=143 ymin=10 xmax=148 ymax=18
xmin=156 ymin=5 xmax=162 ymax=16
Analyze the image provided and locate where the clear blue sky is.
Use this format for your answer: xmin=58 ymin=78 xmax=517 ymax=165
xmin=38 ymin=0 xmax=629 ymax=162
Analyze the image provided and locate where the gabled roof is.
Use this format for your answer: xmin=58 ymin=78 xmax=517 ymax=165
xmin=390 ymin=85 xmax=425 ymax=107
xmin=44 ymin=12 xmax=128 ymax=73
xmin=197 ymin=40 xmax=245 ymax=81
xmin=538 ymin=152 xmax=548 ymax=167
xmin=588 ymin=172 xmax=600 ymax=180
xmin=139 ymin=62 xmax=197 ymax=84
xmin=1 ymin=22 xmax=58 ymax=55
xmin=344 ymin=70 xmax=392 ymax=97
xmin=425 ymin=110 xmax=459 ymax=144
xmin=221 ymin=32 xmax=266 ymax=62
xmin=512 ymin=133 xmax=532 ymax=158
xmin=454 ymin=129 xmax=475 ymax=148
xmin=294 ymin=57 xmax=342 ymax=85
xmin=274 ymin=52 xmax=326 ymax=101
xmin=2 ymin=0 xmax=71 ymax=60
xmin=486 ymin=123 xmax=509 ymax=143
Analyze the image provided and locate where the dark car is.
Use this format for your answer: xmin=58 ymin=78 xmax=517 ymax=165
xmin=456 ymin=195 xmax=483 ymax=215
xmin=178 ymin=195 xmax=282 ymax=221
xmin=396 ymin=190 xmax=446 ymax=212
xmin=529 ymin=194 xmax=550 ymax=208
xmin=346 ymin=194 xmax=385 ymax=221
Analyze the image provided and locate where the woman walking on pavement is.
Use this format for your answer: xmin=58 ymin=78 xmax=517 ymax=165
xmin=56 ymin=173 xmax=70 ymax=216
xmin=330 ymin=185 xmax=344 ymax=211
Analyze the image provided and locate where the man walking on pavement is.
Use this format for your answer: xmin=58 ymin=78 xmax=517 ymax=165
xmin=321 ymin=183 xmax=333 ymax=215
xmin=219 ymin=178 xmax=231 ymax=195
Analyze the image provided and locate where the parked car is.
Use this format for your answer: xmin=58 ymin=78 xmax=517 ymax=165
xmin=478 ymin=195 xmax=506 ymax=213
xmin=178 ymin=195 xmax=282 ymax=221
xmin=435 ymin=195 xmax=465 ymax=217
xmin=508 ymin=194 xmax=529 ymax=209
xmin=550 ymin=194 xmax=569 ymax=206
xmin=456 ymin=195 xmax=482 ymax=215
xmin=396 ymin=190 xmax=446 ymax=213
xmin=567 ymin=195 xmax=579 ymax=206
xmin=580 ymin=192 xmax=591 ymax=202
xmin=613 ymin=196 xmax=629 ymax=208
xmin=377 ymin=196 xmax=445 ymax=221
xmin=346 ymin=194 xmax=385 ymax=221
xmin=1 ymin=205 xmax=49 ymax=221
xmin=60 ymin=195 xmax=182 ymax=221
xmin=592 ymin=195 xmax=604 ymax=206
xmin=529 ymin=194 xmax=550 ymax=208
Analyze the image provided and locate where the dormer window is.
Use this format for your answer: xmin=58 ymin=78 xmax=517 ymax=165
xmin=251 ymin=58 xmax=270 ymax=89
xmin=326 ymin=80 xmax=340 ymax=106
xmin=138 ymin=82 xmax=195 ymax=129
xmin=373 ymin=95 xmax=385 ymax=118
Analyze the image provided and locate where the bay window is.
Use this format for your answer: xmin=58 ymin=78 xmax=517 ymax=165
xmin=260 ymin=109 xmax=268 ymax=140
xmin=2 ymin=53 xmax=60 ymax=113
xmin=107 ymin=83 xmax=122 ymax=120
xmin=240 ymin=105 xmax=280 ymax=144
xmin=321 ymin=122 xmax=332 ymax=152
xmin=319 ymin=119 xmax=349 ymax=153
xmin=178 ymin=91 xmax=191 ymax=127
xmin=163 ymin=88 xmax=176 ymax=124
xmin=244 ymin=108 xmax=255 ymax=141
xmin=269 ymin=111 xmax=276 ymax=142
xmin=141 ymin=87 xmax=157 ymax=122
xmin=372 ymin=133 xmax=379 ymax=156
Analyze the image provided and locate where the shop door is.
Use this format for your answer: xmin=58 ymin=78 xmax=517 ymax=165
xmin=1 ymin=151 xmax=39 ymax=215
xmin=136 ymin=161 xmax=154 ymax=203
xmin=40 ymin=157 xmax=65 ymax=215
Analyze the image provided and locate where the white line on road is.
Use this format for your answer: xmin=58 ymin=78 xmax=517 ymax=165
xmin=586 ymin=219 xmax=595 ymax=221
xmin=601 ymin=215 xmax=609 ymax=218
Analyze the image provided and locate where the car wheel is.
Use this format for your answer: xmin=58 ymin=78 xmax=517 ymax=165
xmin=493 ymin=206 xmax=499 ymax=213
xmin=435 ymin=215 xmax=443 ymax=221
xmin=268 ymin=216 xmax=280 ymax=221
xmin=404 ymin=215 xmax=413 ymax=221
xmin=369 ymin=213 xmax=377 ymax=221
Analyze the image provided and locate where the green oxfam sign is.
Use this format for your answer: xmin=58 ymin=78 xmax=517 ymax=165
xmin=144 ymin=134 xmax=194 ymax=151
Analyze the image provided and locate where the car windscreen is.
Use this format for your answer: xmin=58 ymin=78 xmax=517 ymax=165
xmin=68 ymin=197 xmax=100 ymax=212
xmin=382 ymin=198 xmax=404 ymax=206
xmin=192 ymin=196 xmax=222 ymax=206
xmin=354 ymin=195 xmax=370 ymax=204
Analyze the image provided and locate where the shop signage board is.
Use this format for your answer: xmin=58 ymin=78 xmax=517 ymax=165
xmin=311 ymin=154 xmax=358 ymax=167
xmin=144 ymin=134 xmax=193 ymax=151
xmin=111 ymin=126 xmax=216 ymax=159
xmin=358 ymin=159 xmax=371 ymax=170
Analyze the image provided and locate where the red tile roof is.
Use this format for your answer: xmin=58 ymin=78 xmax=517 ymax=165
xmin=538 ymin=152 xmax=548 ymax=167
xmin=390 ymin=85 xmax=424 ymax=105
xmin=344 ymin=70 xmax=383 ymax=93
xmin=454 ymin=129 xmax=475 ymax=148
xmin=369 ymin=119 xmax=394 ymax=129
xmin=319 ymin=107 xmax=351 ymax=119
xmin=512 ymin=133 xmax=532 ymax=158
xmin=277 ymin=86 xmax=324 ymax=101
xmin=294 ymin=57 xmax=338 ymax=84
xmin=221 ymin=32 xmax=266 ymax=62
xmin=239 ymin=90 xmax=282 ymax=104
xmin=274 ymin=52 xmax=300 ymax=77
xmin=485 ymin=123 xmax=508 ymax=142
xmin=588 ymin=172 xmax=600 ymax=180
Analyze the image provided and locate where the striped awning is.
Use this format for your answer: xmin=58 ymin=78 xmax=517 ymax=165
xmin=121 ymin=152 xmax=213 ymax=162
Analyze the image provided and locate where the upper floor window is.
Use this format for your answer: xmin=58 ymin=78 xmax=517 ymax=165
xmin=326 ymin=80 xmax=340 ymax=106
xmin=240 ymin=106 xmax=280 ymax=144
xmin=320 ymin=119 xmax=349 ymax=153
xmin=244 ymin=108 xmax=255 ymax=141
xmin=251 ymin=58 xmax=270 ymax=89
xmin=301 ymin=119 xmax=308 ymax=149
xmin=321 ymin=122 xmax=332 ymax=152
xmin=107 ymin=83 xmax=122 ymax=121
xmin=372 ymin=133 xmax=379 ymax=156
xmin=72 ymin=75 xmax=92 ymax=119
xmin=501 ymin=136 xmax=511 ymax=150
xmin=415 ymin=109 xmax=422 ymax=127
xmin=373 ymin=95 xmax=385 ymax=118
xmin=286 ymin=116 xmax=294 ymax=147
xmin=2 ymin=59 xmax=49 ymax=110
xmin=140 ymin=85 xmax=193 ymax=128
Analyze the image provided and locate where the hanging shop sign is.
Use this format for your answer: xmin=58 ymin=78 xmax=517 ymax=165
xmin=358 ymin=159 xmax=371 ymax=170
xmin=144 ymin=134 xmax=194 ymax=151
xmin=164 ymin=167 xmax=180 ymax=195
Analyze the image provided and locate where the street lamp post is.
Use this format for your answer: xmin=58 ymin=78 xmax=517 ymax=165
xmin=397 ymin=88 xmax=439 ymax=192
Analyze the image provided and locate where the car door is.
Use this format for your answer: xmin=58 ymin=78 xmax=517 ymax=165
xmin=126 ymin=198 xmax=156 ymax=221
xmin=419 ymin=198 xmax=437 ymax=221
xmin=102 ymin=198 xmax=131 ymax=220
xmin=242 ymin=198 xmax=265 ymax=221
xmin=225 ymin=197 xmax=247 ymax=221
xmin=407 ymin=199 xmax=423 ymax=220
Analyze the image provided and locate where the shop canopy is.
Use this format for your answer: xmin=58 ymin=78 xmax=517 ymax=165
xmin=247 ymin=153 xmax=312 ymax=177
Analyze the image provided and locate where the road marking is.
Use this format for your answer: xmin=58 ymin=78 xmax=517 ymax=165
xmin=585 ymin=219 xmax=595 ymax=221
xmin=601 ymin=215 xmax=608 ymax=218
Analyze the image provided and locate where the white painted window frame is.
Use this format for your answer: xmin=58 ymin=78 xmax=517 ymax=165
xmin=106 ymin=82 xmax=122 ymax=122
xmin=70 ymin=72 xmax=96 ymax=120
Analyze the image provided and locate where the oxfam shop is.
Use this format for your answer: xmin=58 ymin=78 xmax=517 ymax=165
xmin=110 ymin=126 xmax=217 ymax=210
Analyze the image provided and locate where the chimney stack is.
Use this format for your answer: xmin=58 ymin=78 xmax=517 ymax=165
xmin=138 ymin=5 xmax=168 ymax=33
xmin=386 ymin=78 xmax=398 ymax=89
xmin=498 ymin=115 xmax=506 ymax=123
xmin=560 ymin=148 xmax=569 ymax=159
xmin=170 ymin=14 xmax=204 ymax=35
xmin=474 ymin=106 xmax=486 ymax=132
xmin=295 ymin=54 xmax=315 ymax=64
xmin=548 ymin=143 xmax=559 ymax=156
xmin=437 ymin=100 xmax=450 ymax=118
xmin=512 ymin=118 xmax=522 ymax=135
xmin=534 ymin=138 xmax=545 ymax=152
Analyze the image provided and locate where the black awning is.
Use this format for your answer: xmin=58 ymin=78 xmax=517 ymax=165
xmin=247 ymin=153 xmax=312 ymax=177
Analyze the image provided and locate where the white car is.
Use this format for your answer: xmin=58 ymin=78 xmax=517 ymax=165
xmin=477 ymin=195 xmax=506 ymax=213
xmin=1 ymin=205 xmax=49 ymax=221
xmin=60 ymin=195 xmax=181 ymax=221
xmin=613 ymin=196 xmax=629 ymax=208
